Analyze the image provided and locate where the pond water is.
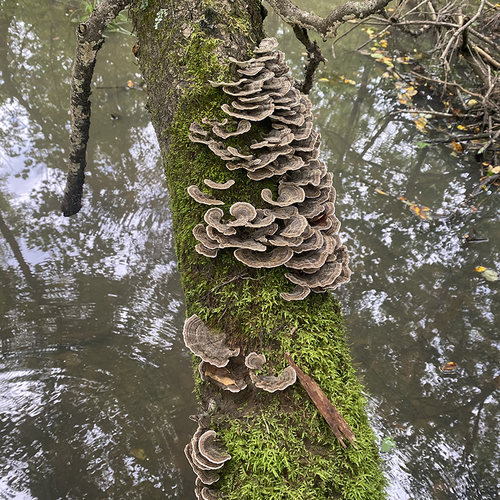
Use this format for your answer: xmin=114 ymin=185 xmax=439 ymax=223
xmin=0 ymin=1 xmax=498 ymax=499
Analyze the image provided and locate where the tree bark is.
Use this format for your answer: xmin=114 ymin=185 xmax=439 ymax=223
xmin=131 ymin=1 xmax=385 ymax=498
xmin=61 ymin=0 xmax=131 ymax=216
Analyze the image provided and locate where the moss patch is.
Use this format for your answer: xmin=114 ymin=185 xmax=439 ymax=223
xmin=133 ymin=1 xmax=385 ymax=498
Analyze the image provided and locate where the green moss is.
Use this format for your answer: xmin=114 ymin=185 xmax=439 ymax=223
xmin=133 ymin=1 xmax=385 ymax=497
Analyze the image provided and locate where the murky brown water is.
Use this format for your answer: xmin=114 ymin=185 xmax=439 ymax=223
xmin=1 ymin=1 xmax=498 ymax=499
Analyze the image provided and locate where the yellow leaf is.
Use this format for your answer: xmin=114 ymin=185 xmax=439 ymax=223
xmin=441 ymin=362 xmax=457 ymax=372
xmin=451 ymin=141 xmax=463 ymax=153
xmin=457 ymin=124 xmax=467 ymax=130
xmin=376 ymin=188 xmax=389 ymax=195
xmin=414 ymin=115 xmax=428 ymax=132
xmin=344 ymin=79 xmax=356 ymax=85
xmin=382 ymin=72 xmax=391 ymax=78
xmin=380 ymin=39 xmax=388 ymax=48
xmin=127 ymin=80 xmax=134 ymax=88
xmin=410 ymin=203 xmax=431 ymax=220
xmin=467 ymin=99 xmax=479 ymax=107
xmin=489 ymin=166 xmax=500 ymax=174
xmin=318 ymin=78 xmax=330 ymax=82
xmin=475 ymin=266 xmax=486 ymax=272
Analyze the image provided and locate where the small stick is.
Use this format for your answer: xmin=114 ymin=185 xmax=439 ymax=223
xmin=285 ymin=352 xmax=357 ymax=449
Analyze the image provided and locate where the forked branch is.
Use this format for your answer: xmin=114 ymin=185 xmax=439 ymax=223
xmin=265 ymin=0 xmax=391 ymax=38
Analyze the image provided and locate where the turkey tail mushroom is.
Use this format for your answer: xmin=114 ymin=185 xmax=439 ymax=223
xmin=187 ymin=36 xmax=351 ymax=297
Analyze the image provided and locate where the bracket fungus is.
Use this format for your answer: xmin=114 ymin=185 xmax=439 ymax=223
xmin=244 ymin=352 xmax=267 ymax=370
xmin=188 ymin=185 xmax=225 ymax=206
xmin=186 ymin=427 xmax=231 ymax=496
xmin=199 ymin=361 xmax=248 ymax=393
xmin=187 ymin=37 xmax=351 ymax=299
xmin=251 ymin=365 xmax=297 ymax=393
xmin=183 ymin=315 xmax=239 ymax=368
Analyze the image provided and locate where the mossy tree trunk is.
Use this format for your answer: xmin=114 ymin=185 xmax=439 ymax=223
xmin=131 ymin=1 xmax=385 ymax=498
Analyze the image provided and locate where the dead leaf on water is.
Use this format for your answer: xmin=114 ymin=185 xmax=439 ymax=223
xmin=441 ymin=362 xmax=457 ymax=372
xmin=482 ymin=269 xmax=499 ymax=282
xmin=130 ymin=448 xmax=147 ymax=460
xmin=409 ymin=203 xmax=432 ymax=220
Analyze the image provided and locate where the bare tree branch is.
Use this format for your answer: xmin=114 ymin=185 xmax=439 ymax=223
xmin=265 ymin=0 xmax=391 ymax=38
xmin=61 ymin=0 xmax=131 ymax=217
xmin=292 ymin=25 xmax=326 ymax=94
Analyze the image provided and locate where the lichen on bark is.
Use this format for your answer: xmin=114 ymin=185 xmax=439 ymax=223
xmin=132 ymin=1 xmax=385 ymax=498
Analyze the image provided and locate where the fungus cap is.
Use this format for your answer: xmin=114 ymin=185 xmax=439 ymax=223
xmin=198 ymin=430 xmax=232 ymax=465
xmin=195 ymin=243 xmax=218 ymax=258
xmin=193 ymin=225 xmax=219 ymax=250
xmin=226 ymin=203 xmax=258 ymax=229
xmin=211 ymin=120 xmax=251 ymax=139
xmin=204 ymin=208 xmax=237 ymax=236
xmin=199 ymin=361 xmax=248 ymax=393
xmin=234 ymin=246 xmax=293 ymax=268
xmin=183 ymin=315 xmax=240 ymax=367
xmin=253 ymin=366 xmax=297 ymax=392
xmin=284 ymin=234 xmax=335 ymax=270
xmin=261 ymin=185 xmax=305 ymax=207
xmin=204 ymin=179 xmax=235 ymax=190
xmin=280 ymin=285 xmax=311 ymax=301
xmin=184 ymin=443 xmax=220 ymax=485
xmin=245 ymin=352 xmax=267 ymax=370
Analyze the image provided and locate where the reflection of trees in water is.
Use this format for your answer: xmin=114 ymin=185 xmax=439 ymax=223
xmin=311 ymin=51 xmax=499 ymax=497
xmin=0 ymin=3 xmax=194 ymax=498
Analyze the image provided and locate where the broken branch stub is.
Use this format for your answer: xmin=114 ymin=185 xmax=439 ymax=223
xmin=61 ymin=0 xmax=132 ymax=216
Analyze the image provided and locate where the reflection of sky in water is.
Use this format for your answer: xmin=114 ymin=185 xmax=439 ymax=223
xmin=0 ymin=1 xmax=498 ymax=499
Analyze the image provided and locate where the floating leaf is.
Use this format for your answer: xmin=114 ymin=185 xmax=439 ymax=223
xmin=441 ymin=362 xmax=457 ymax=372
xmin=376 ymin=188 xmax=389 ymax=196
xmin=318 ymin=78 xmax=330 ymax=82
xmin=482 ymin=269 xmax=499 ymax=282
xmin=413 ymin=115 xmax=428 ymax=132
xmin=381 ymin=436 xmax=396 ymax=453
xmin=127 ymin=80 xmax=134 ymax=88
xmin=457 ymin=124 xmax=467 ymax=130
xmin=343 ymin=79 xmax=356 ymax=85
xmin=451 ymin=141 xmax=463 ymax=153
xmin=415 ymin=141 xmax=429 ymax=149
xmin=130 ymin=448 xmax=147 ymax=460
xmin=409 ymin=203 xmax=432 ymax=220
xmin=475 ymin=266 xmax=487 ymax=272
xmin=467 ymin=99 xmax=479 ymax=107
xmin=379 ymin=39 xmax=388 ymax=48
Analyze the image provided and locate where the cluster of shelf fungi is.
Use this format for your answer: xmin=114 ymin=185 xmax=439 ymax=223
xmin=188 ymin=36 xmax=351 ymax=301
xmin=183 ymin=38 xmax=353 ymax=498
xmin=183 ymin=314 xmax=296 ymax=498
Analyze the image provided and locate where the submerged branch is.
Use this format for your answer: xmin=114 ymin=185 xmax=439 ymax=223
xmin=61 ymin=0 xmax=131 ymax=217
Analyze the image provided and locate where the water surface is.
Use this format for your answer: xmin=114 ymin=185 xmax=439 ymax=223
xmin=0 ymin=1 xmax=498 ymax=499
